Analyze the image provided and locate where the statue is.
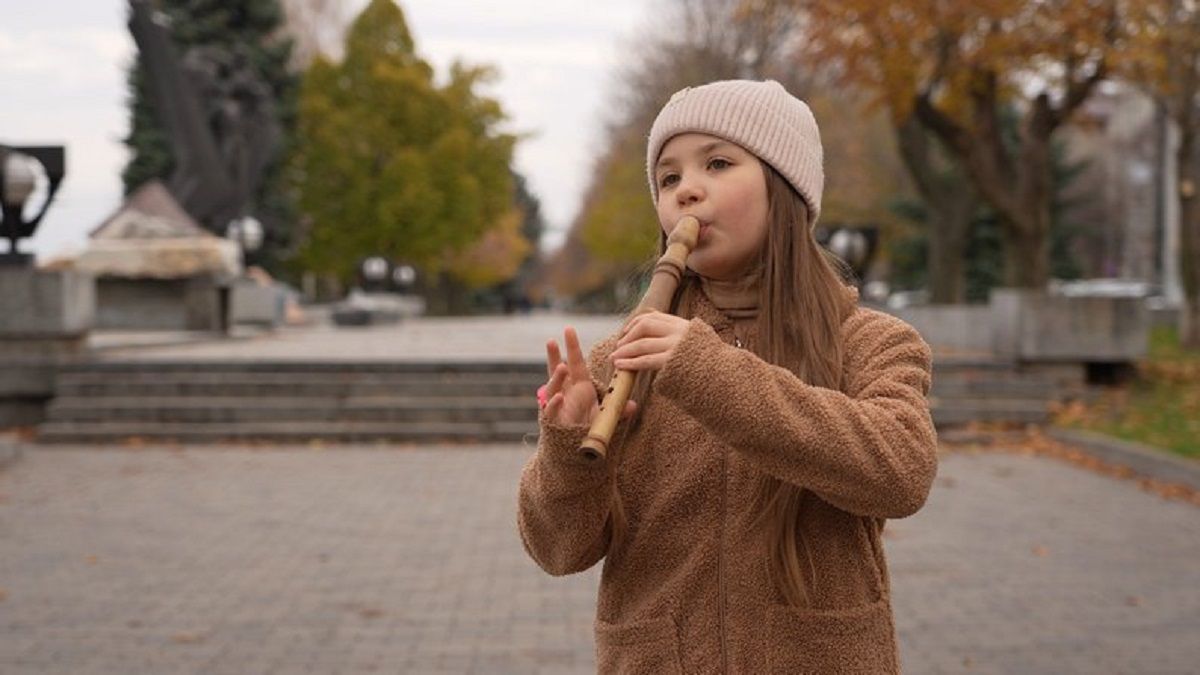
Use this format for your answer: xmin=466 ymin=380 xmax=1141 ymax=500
xmin=126 ymin=0 xmax=281 ymax=235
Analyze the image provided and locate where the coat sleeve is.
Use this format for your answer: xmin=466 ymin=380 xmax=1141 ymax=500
xmin=516 ymin=335 xmax=621 ymax=576
xmin=652 ymin=310 xmax=938 ymax=519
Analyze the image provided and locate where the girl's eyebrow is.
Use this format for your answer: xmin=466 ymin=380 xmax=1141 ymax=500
xmin=656 ymin=140 xmax=734 ymax=170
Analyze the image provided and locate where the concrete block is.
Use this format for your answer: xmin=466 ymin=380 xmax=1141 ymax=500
xmin=990 ymin=288 xmax=1148 ymax=362
xmin=892 ymin=304 xmax=992 ymax=353
xmin=95 ymin=276 xmax=226 ymax=331
xmin=230 ymin=281 xmax=283 ymax=327
xmin=0 ymin=267 xmax=94 ymax=337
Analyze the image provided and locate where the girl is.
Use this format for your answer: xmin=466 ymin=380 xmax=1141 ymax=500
xmin=517 ymin=79 xmax=937 ymax=674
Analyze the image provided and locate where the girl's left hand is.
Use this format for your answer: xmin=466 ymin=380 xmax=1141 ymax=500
xmin=610 ymin=311 xmax=691 ymax=372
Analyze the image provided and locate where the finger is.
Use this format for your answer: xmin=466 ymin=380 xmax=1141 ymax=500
xmin=564 ymin=326 xmax=589 ymax=379
xmin=621 ymin=399 xmax=638 ymax=419
xmin=613 ymin=353 xmax=666 ymax=372
xmin=545 ymin=339 xmax=562 ymax=378
xmin=544 ymin=362 xmax=567 ymax=400
xmin=620 ymin=312 xmax=655 ymax=339
xmin=611 ymin=336 xmax=673 ymax=361
xmin=618 ymin=316 xmax=643 ymax=346
xmin=544 ymin=391 xmax=563 ymax=422
xmin=621 ymin=313 xmax=673 ymax=345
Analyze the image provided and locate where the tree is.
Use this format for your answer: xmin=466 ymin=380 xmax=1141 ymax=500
xmin=289 ymin=0 xmax=520 ymax=285
xmin=784 ymin=0 xmax=1124 ymax=290
xmin=122 ymin=0 xmax=298 ymax=271
xmin=554 ymin=0 xmax=911 ymax=307
xmin=1129 ymin=0 xmax=1200 ymax=348
xmin=891 ymin=116 xmax=1088 ymax=302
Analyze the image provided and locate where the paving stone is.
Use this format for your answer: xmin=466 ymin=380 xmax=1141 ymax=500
xmin=0 ymin=444 xmax=1196 ymax=674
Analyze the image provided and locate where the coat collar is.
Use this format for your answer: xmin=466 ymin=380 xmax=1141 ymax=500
xmin=690 ymin=280 xmax=860 ymax=349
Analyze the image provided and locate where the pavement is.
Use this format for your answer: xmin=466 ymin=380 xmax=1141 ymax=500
xmin=85 ymin=312 xmax=626 ymax=363
xmin=4 ymin=314 xmax=1197 ymax=673
xmin=0 ymin=443 xmax=1197 ymax=675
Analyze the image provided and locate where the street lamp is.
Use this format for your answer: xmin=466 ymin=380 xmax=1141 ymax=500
xmin=818 ymin=224 xmax=879 ymax=280
xmin=225 ymin=215 xmax=264 ymax=268
xmin=391 ymin=263 xmax=416 ymax=292
xmin=0 ymin=145 xmax=66 ymax=266
xmin=360 ymin=256 xmax=390 ymax=292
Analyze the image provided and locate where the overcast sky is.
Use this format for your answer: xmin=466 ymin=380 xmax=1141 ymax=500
xmin=1 ymin=0 xmax=646 ymax=262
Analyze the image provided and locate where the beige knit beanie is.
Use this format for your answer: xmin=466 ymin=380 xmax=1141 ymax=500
xmin=646 ymin=79 xmax=824 ymax=225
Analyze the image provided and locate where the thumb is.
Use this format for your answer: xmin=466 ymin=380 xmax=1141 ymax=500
xmin=621 ymin=399 xmax=639 ymax=419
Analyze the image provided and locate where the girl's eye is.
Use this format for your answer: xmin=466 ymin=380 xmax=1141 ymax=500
xmin=659 ymin=174 xmax=679 ymax=188
xmin=708 ymin=158 xmax=731 ymax=170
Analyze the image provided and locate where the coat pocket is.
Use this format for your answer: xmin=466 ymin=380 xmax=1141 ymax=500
xmin=764 ymin=596 xmax=899 ymax=674
xmin=594 ymin=614 xmax=684 ymax=675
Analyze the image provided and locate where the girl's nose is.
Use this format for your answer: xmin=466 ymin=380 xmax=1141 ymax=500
xmin=675 ymin=179 xmax=704 ymax=206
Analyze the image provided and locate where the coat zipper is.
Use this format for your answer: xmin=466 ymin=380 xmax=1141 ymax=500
xmin=719 ymin=323 xmax=736 ymax=673
xmin=718 ymin=447 xmax=729 ymax=673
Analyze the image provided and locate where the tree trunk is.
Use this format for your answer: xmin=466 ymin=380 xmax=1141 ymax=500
xmin=1178 ymin=127 xmax=1200 ymax=349
xmin=1001 ymin=217 xmax=1051 ymax=289
xmin=893 ymin=116 xmax=975 ymax=303
xmin=926 ymin=204 xmax=971 ymax=303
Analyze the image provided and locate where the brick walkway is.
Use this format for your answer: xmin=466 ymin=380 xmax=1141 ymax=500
xmin=88 ymin=313 xmax=625 ymax=363
xmin=1 ymin=444 xmax=1197 ymax=674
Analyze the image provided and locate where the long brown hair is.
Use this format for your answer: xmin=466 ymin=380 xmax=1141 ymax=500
xmin=604 ymin=161 xmax=855 ymax=607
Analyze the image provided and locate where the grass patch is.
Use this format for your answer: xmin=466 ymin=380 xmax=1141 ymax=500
xmin=1054 ymin=326 xmax=1200 ymax=460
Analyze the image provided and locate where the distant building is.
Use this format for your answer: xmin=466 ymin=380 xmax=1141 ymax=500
xmin=1059 ymin=81 xmax=1184 ymax=305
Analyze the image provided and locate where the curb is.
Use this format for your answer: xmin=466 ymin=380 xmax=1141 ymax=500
xmin=87 ymin=327 xmax=271 ymax=355
xmin=1046 ymin=428 xmax=1200 ymax=492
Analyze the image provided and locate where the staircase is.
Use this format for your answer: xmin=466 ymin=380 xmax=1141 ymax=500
xmin=929 ymin=357 xmax=1089 ymax=427
xmin=37 ymin=361 xmax=544 ymax=444
xmin=34 ymin=357 xmax=1090 ymax=445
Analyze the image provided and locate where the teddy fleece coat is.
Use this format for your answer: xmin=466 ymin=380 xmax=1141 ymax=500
xmin=516 ymin=285 xmax=938 ymax=674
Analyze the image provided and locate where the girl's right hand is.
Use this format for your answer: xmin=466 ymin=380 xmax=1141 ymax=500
xmin=543 ymin=326 xmax=637 ymax=426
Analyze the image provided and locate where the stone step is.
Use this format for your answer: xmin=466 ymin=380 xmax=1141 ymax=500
xmin=58 ymin=360 xmax=547 ymax=375
xmin=45 ymin=396 xmax=537 ymax=424
xmin=930 ymin=398 xmax=1051 ymax=427
xmin=35 ymin=420 xmax=537 ymax=445
xmin=37 ymin=357 xmax=1070 ymax=443
xmin=55 ymin=377 xmax=545 ymax=398
xmin=929 ymin=379 xmax=1074 ymax=398
xmin=58 ymin=373 xmax=1066 ymax=400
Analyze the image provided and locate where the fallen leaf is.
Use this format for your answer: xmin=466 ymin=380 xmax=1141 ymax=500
xmin=1032 ymin=545 xmax=1049 ymax=557
xmin=939 ymin=428 xmax=1200 ymax=508
xmin=171 ymin=632 xmax=206 ymax=644
xmin=84 ymin=555 xmax=99 ymax=565
xmin=1126 ymin=595 xmax=1142 ymax=607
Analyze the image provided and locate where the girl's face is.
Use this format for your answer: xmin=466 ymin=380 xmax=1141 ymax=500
xmin=653 ymin=132 xmax=769 ymax=281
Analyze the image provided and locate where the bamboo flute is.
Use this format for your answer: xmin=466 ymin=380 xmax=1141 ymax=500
xmin=579 ymin=215 xmax=700 ymax=462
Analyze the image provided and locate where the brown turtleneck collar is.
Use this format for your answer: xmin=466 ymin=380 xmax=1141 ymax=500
xmin=700 ymin=272 xmax=760 ymax=320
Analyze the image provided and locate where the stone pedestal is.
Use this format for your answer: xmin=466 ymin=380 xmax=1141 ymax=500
xmin=0 ymin=268 xmax=95 ymax=427
xmin=230 ymin=279 xmax=284 ymax=327
xmin=990 ymin=288 xmax=1148 ymax=362
xmin=94 ymin=276 xmax=229 ymax=331
xmin=331 ymin=290 xmax=425 ymax=327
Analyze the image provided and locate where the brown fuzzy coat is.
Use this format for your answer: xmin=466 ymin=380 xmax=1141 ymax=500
xmin=517 ymin=286 xmax=938 ymax=674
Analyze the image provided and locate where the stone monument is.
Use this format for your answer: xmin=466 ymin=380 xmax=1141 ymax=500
xmin=75 ymin=181 xmax=240 ymax=331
